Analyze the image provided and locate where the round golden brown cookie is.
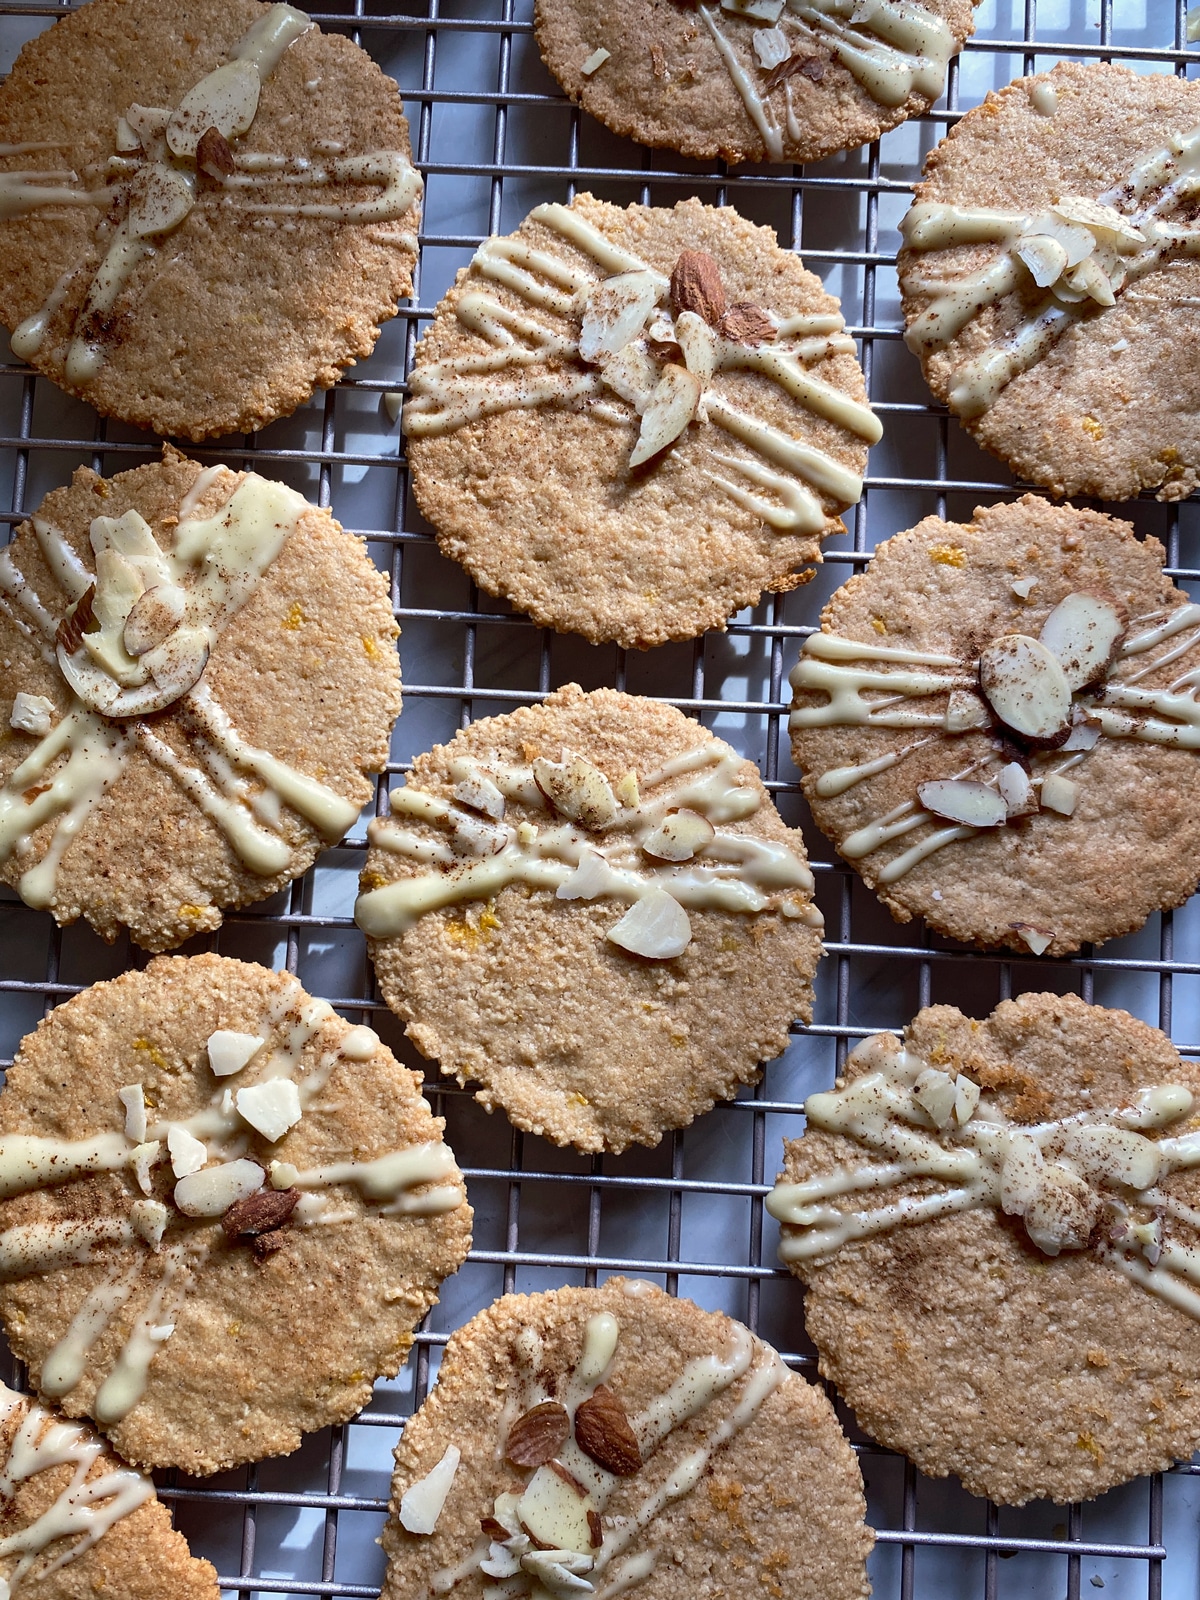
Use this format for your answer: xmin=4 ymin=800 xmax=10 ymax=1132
xmin=382 ymin=1279 xmax=873 ymax=1600
xmin=0 ymin=446 xmax=401 ymax=952
xmin=788 ymin=495 xmax=1200 ymax=956
xmin=404 ymin=193 xmax=879 ymax=649
xmin=534 ymin=0 xmax=976 ymax=167
xmin=898 ymin=61 xmax=1200 ymax=500
xmin=768 ymin=992 xmax=1200 ymax=1505
xmin=0 ymin=954 xmax=472 ymax=1475
xmin=0 ymin=0 xmax=421 ymax=441
xmin=0 ymin=1384 xmax=218 ymax=1598
xmin=356 ymin=683 xmax=823 ymax=1154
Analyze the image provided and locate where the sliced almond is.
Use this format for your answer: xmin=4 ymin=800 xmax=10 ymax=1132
xmin=1024 ymin=211 xmax=1095 ymax=269
xmin=674 ymin=310 xmax=717 ymax=385
xmin=996 ymin=761 xmax=1038 ymax=818
xmin=506 ymin=1401 xmax=570 ymax=1469
xmin=451 ymin=769 xmax=506 ymax=820
xmin=670 ymin=250 xmax=726 ymax=326
xmin=1023 ymin=1162 xmax=1102 ymax=1255
xmin=532 ymin=752 xmax=618 ymax=830
xmin=1011 ymin=576 xmax=1038 ymax=600
xmin=556 ymin=848 xmax=620 ymax=901
xmin=399 ymin=1445 xmax=461 ymax=1536
xmin=1058 ymin=1123 xmax=1160 ymax=1190
xmin=574 ymin=1385 xmax=641 ymax=1475
xmin=641 ymin=808 xmax=715 ymax=862
xmin=628 ymin=363 xmax=700 ymax=469
xmin=10 ymin=692 xmax=54 ymax=737
xmin=606 ymin=891 xmax=691 ymax=960
xmin=1061 ymin=712 xmax=1101 ymax=752
xmin=1038 ymin=591 xmax=1126 ymax=690
xmin=978 ymin=633 xmax=1073 ymax=744
xmin=123 ymin=584 xmax=186 ymax=657
xmin=916 ymin=779 xmax=1006 ymax=828
xmin=751 ymin=26 xmax=791 ymax=68
xmin=167 ymin=1126 xmax=207 ymax=1179
xmin=236 ymin=1079 xmax=302 ymax=1142
xmin=718 ymin=302 xmax=775 ymax=345
xmin=166 ymin=58 xmax=261 ymax=159
xmin=954 ymin=1075 xmax=980 ymax=1124
xmin=598 ymin=341 xmax=659 ymax=407
xmin=578 ymin=271 xmax=660 ymax=364
xmin=174 ymin=1158 xmax=266 ymax=1218
xmin=517 ymin=1462 xmax=599 ymax=1554
xmin=1013 ymin=923 xmax=1054 ymax=956
xmin=1039 ymin=772 xmax=1078 ymax=816
xmin=1016 ymin=234 xmax=1069 ymax=289
xmin=143 ymin=626 xmax=211 ymax=703
xmin=127 ymin=164 xmax=196 ymax=238
xmin=125 ymin=104 xmax=170 ymax=143
xmin=944 ymin=689 xmax=991 ymax=733
xmin=521 ymin=1550 xmax=595 ymax=1591
xmin=1051 ymin=195 xmax=1146 ymax=252
xmin=912 ymin=1067 xmax=957 ymax=1128
xmin=449 ymin=811 xmax=508 ymax=856
xmin=207 ymin=1029 xmax=264 ymax=1078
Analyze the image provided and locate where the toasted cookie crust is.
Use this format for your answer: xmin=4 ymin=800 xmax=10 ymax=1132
xmin=788 ymin=495 xmax=1200 ymax=956
xmin=383 ymin=1280 xmax=873 ymax=1600
xmin=405 ymin=194 xmax=876 ymax=648
xmin=535 ymin=0 xmax=976 ymax=167
xmin=899 ymin=61 xmax=1200 ymax=500
xmin=773 ymin=993 xmax=1200 ymax=1505
xmin=359 ymin=684 xmax=822 ymax=1153
xmin=0 ymin=0 xmax=421 ymax=439
xmin=0 ymin=955 xmax=472 ymax=1474
xmin=0 ymin=448 xmax=401 ymax=951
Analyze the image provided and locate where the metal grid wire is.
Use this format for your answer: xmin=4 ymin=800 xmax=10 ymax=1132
xmin=2 ymin=0 xmax=1200 ymax=1596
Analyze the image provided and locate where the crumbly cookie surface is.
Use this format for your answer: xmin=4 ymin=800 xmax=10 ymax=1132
xmin=789 ymin=495 xmax=1200 ymax=956
xmin=0 ymin=1385 xmax=218 ymax=1598
xmin=382 ymin=1280 xmax=873 ymax=1600
xmin=0 ymin=447 xmax=401 ymax=951
xmin=899 ymin=61 xmax=1200 ymax=500
xmin=358 ymin=684 xmax=822 ymax=1153
xmin=405 ymin=194 xmax=878 ymax=648
xmin=0 ymin=0 xmax=421 ymax=440
xmin=0 ymin=954 xmax=472 ymax=1475
xmin=770 ymin=993 xmax=1200 ymax=1504
xmin=535 ymin=0 xmax=975 ymax=167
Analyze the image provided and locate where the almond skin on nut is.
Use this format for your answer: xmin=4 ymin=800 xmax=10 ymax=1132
xmin=196 ymin=125 xmax=236 ymax=178
xmin=505 ymin=1400 xmax=571 ymax=1468
xmin=222 ymin=1185 xmax=299 ymax=1243
xmin=574 ymin=1385 xmax=641 ymax=1476
xmin=718 ymin=303 xmax=775 ymax=345
xmin=670 ymin=250 xmax=726 ymax=326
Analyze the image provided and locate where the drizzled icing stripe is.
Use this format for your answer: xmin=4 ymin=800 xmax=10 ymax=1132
xmin=766 ymin=1030 xmax=1200 ymax=1329
xmin=0 ymin=469 xmax=366 ymax=917
xmin=419 ymin=1292 xmax=785 ymax=1599
xmin=788 ymin=601 xmax=1200 ymax=889
xmin=0 ymin=1383 xmax=154 ymax=1593
xmin=901 ymin=111 xmax=1200 ymax=417
xmin=404 ymin=199 xmax=879 ymax=537
xmin=0 ymin=983 xmax=464 ymax=1426
xmin=3 ymin=4 xmax=421 ymax=382
xmin=356 ymin=739 xmax=820 ymax=951
xmin=701 ymin=0 xmax=958 ymax=162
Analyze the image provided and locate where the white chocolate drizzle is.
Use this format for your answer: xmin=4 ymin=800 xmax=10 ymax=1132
xmin=356 ymin=738 xmax=819 ymax=952
xmin=789 ymin=597 xmax=1200 ymax=891
xmin=902 ymin=114 xmax=1200 ymax=416
xmin=421 ymin=1305 xmax=785 ymax=1598
xmin=2 ymin=4 xmax=421 ymax=380
xmin=0 ymin=470 xmax=364 ymax=916
xmin=766 ymin=1030 xmax=1200 ymax=1326
xmin=701 ymin=0 xmax=957 ymax=162
xmin=0 ymin=1383 xmax=154 ymax=1592
xmin=404 ymin=200 xmax=878 ymax=537
xmin=0 ymin=985 xmax=463 ymax=1426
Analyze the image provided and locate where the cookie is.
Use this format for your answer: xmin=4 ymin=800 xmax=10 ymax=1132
xmin=0 ymin=954 xmax=472 ymax=1475
xmin=535 ymin=0 xmax=976 ymax=167
xmin=382 ymin=1279 xmax=873 ymax=1600
xmin=788 ymin=495 xmax=1200 ymax=956
xmin=0 ymin=1382 xmax=218 ymax=1598
xmin=0 ymin=0 xmax=421 ymax=440
xmin=0 ymin=446 xmax=401 ymax=951
xmin=899 ymin=61 xmax=1200 ymax=500
xmin=768 ymin=992 xmax=1200 ymax=1505
xmin=357 ymin=683 xmax=823 ymax=1154
xmin=404 ymin=193 xmax=879 ymax=649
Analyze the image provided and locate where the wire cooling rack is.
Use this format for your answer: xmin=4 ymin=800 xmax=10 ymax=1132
xmin=2 ymin=0 xmax=1200 ymax=1596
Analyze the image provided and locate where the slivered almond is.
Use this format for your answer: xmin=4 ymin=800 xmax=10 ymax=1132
xmin=505 ymin=1401 xmax=570 ymax=1469
xmin=574 ymin=1385 xmax=641 ymax=1476
xmin=718 ymin=303 xmax=775 ymax=345
xmin=670 ymin=250 xmax=726 ymax=326
xmin=629 ymin=364 xmax=700 ymax=468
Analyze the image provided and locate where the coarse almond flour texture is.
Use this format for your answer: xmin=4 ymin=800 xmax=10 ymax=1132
xmin=0 ymin=1385 xmax=219 ymax=1597
xmin=0 ymin=0 xmax=421 ymax=440
xmin=357 ymin=684 xmax=823 ymax=1154
xmin=0 ymin=955 xmax=472 ymax=1475
xmin=899 ymin=61 xmax=1200 ymax=500
xmin=0 ymin=447 xmax=401 ymax=951
xmin=382 ymin=1280 xmax=873 ymax=1600
xmin=788 ymin=495 xmax=1200 ymax=956
xmin=535 ymin=0 xmax=976 ymax=168
xmin=403 ymin=193 xmax=879 ymax=648
xmin=769 ymin=993 xmax=1200 ymax=1505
